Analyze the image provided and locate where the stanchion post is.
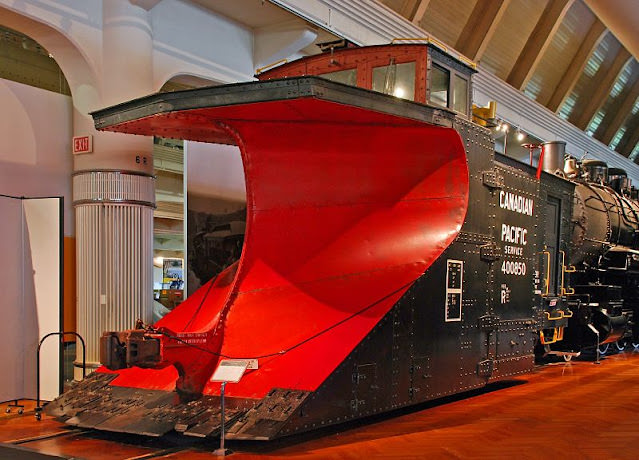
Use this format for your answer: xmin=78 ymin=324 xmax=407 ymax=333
xmin=214 ymin=381 xmax=230 ymax=456
xmin=210 ymin=359 xmax=253 ymax=456
xmin=587 ymin=324 xmax=601 ymax=365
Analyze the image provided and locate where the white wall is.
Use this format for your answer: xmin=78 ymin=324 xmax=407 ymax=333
xmin=0 ymin=79 xmax=73 ymax=235
xmin=0 ymin=197 xmax=62 ymax=402
xmin=0 ymin=78 xmax=69 ymax=401
xmin=186 ymin=141 xmax=246 ymax=210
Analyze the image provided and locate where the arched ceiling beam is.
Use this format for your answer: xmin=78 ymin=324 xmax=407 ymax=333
xmin=409 ymin=0 xmax=431 ymax=25
xmin=583 ymin=0 xmax=639 ymax=59
xmin=506 ymin=0 xmax=573 ymax=90
xmin=545 ymin=19 xmax=606 ymax=112
xmin=455 ymin=0 xmax=510 ymax=61
xmin=572 ymin=49 xmax=631 ymax=130
xmin=397 ymin=0 xmax=418 ymax=21
xmin=617 ymin=112 xmax=639 ymax=158
xmin=595 ymin=64 xmax=639 ymax=145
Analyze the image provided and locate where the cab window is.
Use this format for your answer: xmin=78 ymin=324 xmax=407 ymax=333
xmin=429 ymin=58 xmax=472 ymax=116
xmin=453 ymin=74 xmax=469 ymax=114
xmin=430 ymin=64 xmax=449 ymax=108
xmin=372 ymin=61 xmax=416 ymax=100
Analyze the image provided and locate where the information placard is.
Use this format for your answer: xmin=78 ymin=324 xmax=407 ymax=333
xmin=211 ymin=359 xmax=252 ymax=383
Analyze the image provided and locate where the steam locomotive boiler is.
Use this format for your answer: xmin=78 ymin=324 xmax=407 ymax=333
xmin=46 ymin=42 xmax=634 ymax=441
xmin=549 ymin=159 xmax=639 ymax=355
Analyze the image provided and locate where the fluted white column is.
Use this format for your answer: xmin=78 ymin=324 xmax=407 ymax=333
xmin=74 ymin=171 xmax=155 ymax=372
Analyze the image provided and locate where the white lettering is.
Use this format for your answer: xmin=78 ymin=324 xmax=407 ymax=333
xmin=499 ymin=191 xmax=534 ymax=216
xmin=504 ymin=245 xmax=523 ymax=256
xmin=500 ymin=284 xmax=511 ymax=303
xmin=501 ymin=260 xmax=527 ymax=276
xmin=501 ymin=224 xmax=528 ymax=245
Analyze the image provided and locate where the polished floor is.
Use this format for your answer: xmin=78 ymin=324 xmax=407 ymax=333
xmin=2 ymin=350 xmax=639 ymax=459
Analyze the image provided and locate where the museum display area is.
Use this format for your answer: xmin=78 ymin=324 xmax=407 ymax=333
xmin=0 ymin=0 xmax=638 ymax=458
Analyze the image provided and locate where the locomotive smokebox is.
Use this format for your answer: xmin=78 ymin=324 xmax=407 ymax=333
xmin=541 ymin=141 xmax=565 ymax=174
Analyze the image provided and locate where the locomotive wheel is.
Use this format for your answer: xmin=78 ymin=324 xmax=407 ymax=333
xmin=598 ymin=343 xmax=610 ymax=355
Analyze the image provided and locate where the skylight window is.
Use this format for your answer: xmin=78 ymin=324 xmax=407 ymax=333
xmin=609 ymin=127 xmax=626 ymax=151
xmin=558 ymin=93 xmax=577 ymax=120
xmin=583 ymin=34 xmax=611 ymax=78
xmin=586 ymin=111 xmax=604 ymax=136
xmin=610 ymin=61 xmax=632 ymax=98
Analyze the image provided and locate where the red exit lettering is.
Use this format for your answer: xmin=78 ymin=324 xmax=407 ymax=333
xmin=72 ymin=135 xmax=93 ymax=154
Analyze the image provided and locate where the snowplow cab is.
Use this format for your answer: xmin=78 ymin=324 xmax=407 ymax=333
xmin=258 ymin=42 xmax=476 ymax=119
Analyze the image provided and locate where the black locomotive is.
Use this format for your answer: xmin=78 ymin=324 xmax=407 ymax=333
xmin=553 ymin=159 xmax=639 ymax=357
xmin=47 ymin=41 xmax=639 ymax=440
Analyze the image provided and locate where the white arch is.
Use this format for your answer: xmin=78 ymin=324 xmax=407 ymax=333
xmin=0 ymin=4 xmax=101 ymax=110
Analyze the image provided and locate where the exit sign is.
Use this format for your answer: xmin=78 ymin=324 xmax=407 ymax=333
xmin=72 ymin=135 xmax=93 ymax=154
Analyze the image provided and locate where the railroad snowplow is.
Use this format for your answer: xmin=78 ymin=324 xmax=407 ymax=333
xmin=47 ymin=77 xmax=468 ymax=440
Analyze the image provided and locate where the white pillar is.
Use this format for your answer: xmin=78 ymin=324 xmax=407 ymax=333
xmin=73 ymin=0 xmax=155 ymax=377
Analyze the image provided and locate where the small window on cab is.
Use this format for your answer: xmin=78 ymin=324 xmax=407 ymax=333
xmin=453 ymin=74 xmax=469 ymax=115
xmin=318 ymin=68 xmax=357 ymax=86
xmin=372 ymin=61 xmax=416 ymax=100
xmin=430 ymin=64 xmax=450 ymax=108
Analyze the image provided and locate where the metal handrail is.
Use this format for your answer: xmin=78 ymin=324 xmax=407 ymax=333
xmin=255 ymin=58 xmax=288 ymax=75
xmin=541 ymin=250 xmax=551 ymax=296
xmin=35 ymin=332 xmax=86 ymax=420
